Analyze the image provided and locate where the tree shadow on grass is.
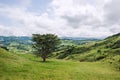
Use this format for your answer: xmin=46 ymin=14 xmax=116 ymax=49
xmin=39 ymin=60 xmax=55 ymax=63
xmin=29 ymin=58 xmax=55 ymax=63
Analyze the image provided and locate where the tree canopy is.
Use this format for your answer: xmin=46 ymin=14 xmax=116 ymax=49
xmin=32 ymin=34 xmax=61 ymax=62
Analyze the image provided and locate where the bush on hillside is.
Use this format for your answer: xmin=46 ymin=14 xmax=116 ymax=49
xmin=57 ymin=46 xmax=90 ymax=59
xmin=111 ymin=40 xmax=120 ymax=49
xmin=107 ymin=55 xmax=120 ymax=71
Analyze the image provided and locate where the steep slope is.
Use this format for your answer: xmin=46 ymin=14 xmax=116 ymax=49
xmin=55 ymin=33 xmax=120 ymax=70
xmin=0 ymin=48 xmax=32 ymax=80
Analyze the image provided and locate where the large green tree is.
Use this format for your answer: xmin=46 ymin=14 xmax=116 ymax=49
xmin=32 ymin=34 xmax=61 ymax=62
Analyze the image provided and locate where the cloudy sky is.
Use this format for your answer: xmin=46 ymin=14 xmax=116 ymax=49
xmin=0 ymin=0 xmax=120 ymax=38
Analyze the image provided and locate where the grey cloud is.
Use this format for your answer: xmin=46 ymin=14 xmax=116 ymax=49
xmin=62 ymin=15 xmax=93 ymax=28
xmin=62 ymin=15 xmax=83 ymax=28
xmin=104 ymin=0 xmax=120 ymax=25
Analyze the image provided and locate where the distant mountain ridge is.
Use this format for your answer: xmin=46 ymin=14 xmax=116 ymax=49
xmin=0 ymin=36 xmax=100 ymax=46
xmin=61 ymin=37 xmax=101 ymax=40
xmin=0 ymin=36 xmax=32 ymax=46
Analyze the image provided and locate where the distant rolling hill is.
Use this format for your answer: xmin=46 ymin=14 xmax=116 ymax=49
xmin=61 ymin=37 xmax=100 ymax=45
xmin=0 ymin=36 xmax=32 ymax=53
xmin=0 ymin=36 xmax=100 ymax=52
xmin=0 ymin=36 xmax=100 ymax=46
xmin=0 ymin=36 xmax=32 ymax=46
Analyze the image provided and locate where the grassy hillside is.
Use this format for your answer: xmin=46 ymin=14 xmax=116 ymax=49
xmin=0 ymin=33 xmax=120 ymax=80
xmin=54 ymin=33 xmax=120 ymax=70
xmin=0 ymin=48 xmax=120 ymax=80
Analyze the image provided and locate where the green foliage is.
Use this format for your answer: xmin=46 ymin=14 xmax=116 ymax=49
xmin=56 ymin=46 xmax=90 ymax=59
xmin=111 ymin=40 xmax=120 ymax=49
xmin=32 ymin=34 xmax=61 ymax=62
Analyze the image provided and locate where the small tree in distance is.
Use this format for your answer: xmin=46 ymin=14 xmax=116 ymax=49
xmin=32 ymin=34 xmax=61 ymax=62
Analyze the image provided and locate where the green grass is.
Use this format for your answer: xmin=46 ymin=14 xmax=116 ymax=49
xmin=0 ymin=50 xmax=120 ymax=80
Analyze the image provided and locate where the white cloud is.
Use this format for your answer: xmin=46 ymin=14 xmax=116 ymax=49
xmin=104 ymin=0 xmax=120 ymax=24
xmin=0 ymin=0 xmax=120 ymax=38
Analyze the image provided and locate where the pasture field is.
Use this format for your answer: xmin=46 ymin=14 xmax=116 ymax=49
xmin=0 ymin=52 xmax=120 ymax=80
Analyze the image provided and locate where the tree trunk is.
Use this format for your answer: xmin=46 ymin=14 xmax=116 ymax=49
xmin=43 ymin=57 xmax=46 ymax=62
